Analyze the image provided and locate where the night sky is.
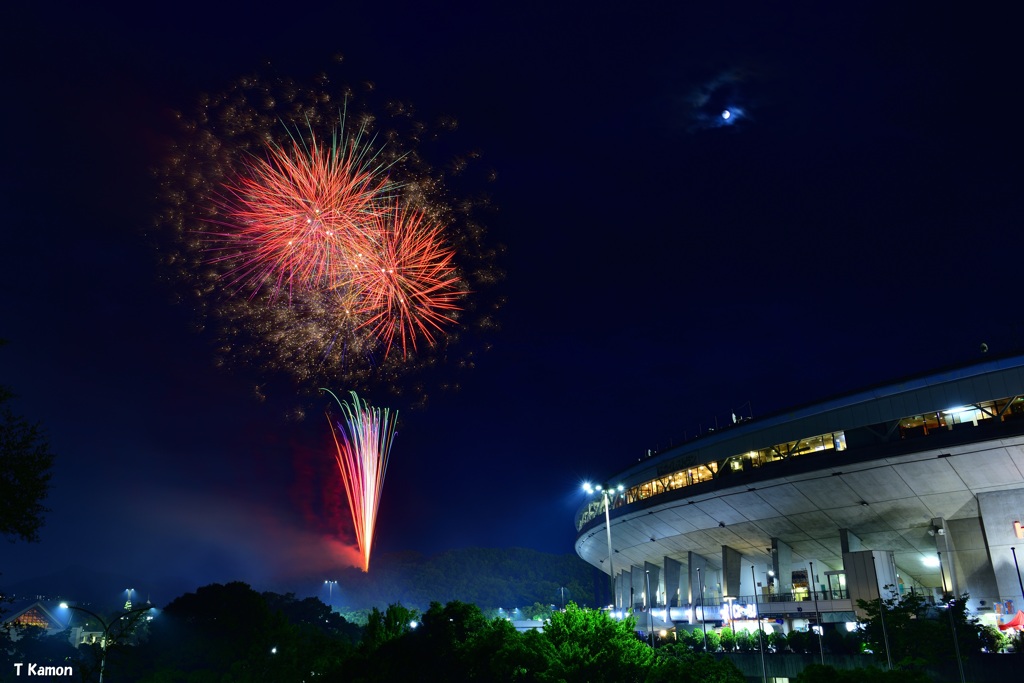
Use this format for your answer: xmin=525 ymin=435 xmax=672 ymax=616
xmin=2 ymin=2 xmax=1019 ymax=603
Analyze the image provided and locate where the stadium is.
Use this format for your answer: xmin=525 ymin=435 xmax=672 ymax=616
xmin=574 ymin=353 xmax=1024 ymax=635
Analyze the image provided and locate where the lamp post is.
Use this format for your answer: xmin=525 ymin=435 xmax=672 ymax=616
xmin=645 ymin=569 xmax=654 ymax=647
xmin=936 ymin=552 xmax=966 ymax=683
xmin=696 ymin=566 xmax=708 ymax=651
xmin=877 ymin=594 xmax=893 ymax=671
xmin=584 ymin=482 xmax=623 ymax=608
xmin=1011 ymin=547 xmax=1024 ymax=605
xmin=722 ymin=596 xmax=736 ymax=632
xmin=60 ymin=602 xmax=154 ymax=683
xmin=751 ymin=565 xmax=768 ymax=683
xmin=808 ymin=561 xmax=824 ymax=664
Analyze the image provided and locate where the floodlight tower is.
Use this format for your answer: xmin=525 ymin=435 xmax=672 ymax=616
xmin=584 ymin=482 xmax=624 ymax=608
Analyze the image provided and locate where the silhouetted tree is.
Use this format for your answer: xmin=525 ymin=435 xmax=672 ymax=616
xmin=1 ymin=340 xmax=55 ymax=544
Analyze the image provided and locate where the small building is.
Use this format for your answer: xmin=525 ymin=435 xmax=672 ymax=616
xmin=2 ymin=600 xmax=73 ymax=640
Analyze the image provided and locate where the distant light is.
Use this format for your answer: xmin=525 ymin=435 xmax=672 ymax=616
xmin=409 ymin=620 xmax=418 ymax=629
xmin=271 ymin=647 xmax=277 ymax=654
xmin=59 ymin=602 xmax=68 ymax=609
xmin=722 ymin=110 xmax=731 ymax=120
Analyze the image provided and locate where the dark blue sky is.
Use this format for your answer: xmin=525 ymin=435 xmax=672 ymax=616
xmin=3 ymin=2 xmax=1019 ymax=602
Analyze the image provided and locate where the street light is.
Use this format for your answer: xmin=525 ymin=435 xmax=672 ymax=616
xmin=645 ymin=569 xmax=654 ymax=647
xmin=696 ymin=566 xmax=708 ymax=651
xmin=60 ymin=602 xmax=155 ymax=683
xmin=324 ymin=580 xmax=338 ymax=607
xmin=722 ymin=596 xmax=736 ymax=632
xmin=751 ymin=565 xmax=768 ymax=683
xmin=583 ymin=482 xmax=624 ymax=608
xmin=808 ymin=561 xmax=824 ymax=664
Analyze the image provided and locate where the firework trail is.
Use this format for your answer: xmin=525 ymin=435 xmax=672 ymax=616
xmin=322 ymin=388 xmax=397 ymax=572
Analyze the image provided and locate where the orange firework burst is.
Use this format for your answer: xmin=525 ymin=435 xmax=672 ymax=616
xmin=209 ymin=124 xmax=394 ymax=300
xmin=155 ymin=68 xmax=501 ymax=396
xmin=209 ymin=122 xmax=465 ymax=359
xmin=347 ymin=204 xmax=465 ymax=358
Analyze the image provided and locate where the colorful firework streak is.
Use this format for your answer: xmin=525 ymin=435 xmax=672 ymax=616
xmin=322 ymin=388 xmax=397 ymax=572
xmin=155 ymin=66 xmax=502 ymax=397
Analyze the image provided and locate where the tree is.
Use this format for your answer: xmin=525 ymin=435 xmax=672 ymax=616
xmin=856 ymin=590 xmax=987 ymax=670
xmin=646 ymin=643 xmax=746 ymax=683
xmin=133 ymin=581 xmax=288 ymax=681
xmin=362 ymin=603 xmax=418 ymax=652
xmin=543 ymin=603 xmax=654 ymax=683
xmin=0 ymin=623 xmax=81 ymax=675
xmin=1 ymin=340 xmax=55 ymax=544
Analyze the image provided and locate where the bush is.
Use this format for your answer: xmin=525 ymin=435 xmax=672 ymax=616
xmin=787 ymin=629 xmax=814 ymax=654
xmin=768 ymin=630 xmax=787 ymax=653
xmin=719 ymin=626 xmax=737 ymax=652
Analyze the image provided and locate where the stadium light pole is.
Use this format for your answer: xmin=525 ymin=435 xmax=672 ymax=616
xmin=584 ymin=482 xmax=623 ymax=609
xmin=324 ymin=579 xmax=338 ymax=607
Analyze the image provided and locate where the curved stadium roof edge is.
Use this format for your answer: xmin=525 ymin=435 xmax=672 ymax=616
xmin=602 ymin=351 xmax=1024 ymax=491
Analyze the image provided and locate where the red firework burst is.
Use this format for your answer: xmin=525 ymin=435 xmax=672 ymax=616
xmin=346 ymin=204 xmax=464 ymax=358
xmin=209 ymin=129 xmax=392 ymax=298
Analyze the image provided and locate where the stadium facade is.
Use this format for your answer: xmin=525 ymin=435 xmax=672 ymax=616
xmin=575 ymin=354 xmax=1024 ymax=632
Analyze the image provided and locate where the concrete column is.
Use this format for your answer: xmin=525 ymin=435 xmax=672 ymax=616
xmin=664 ymin=557 xmax=684 ymax=607
xmin=631 ymin=565 xmax=645 ymax=610
xmin=840 ymin=528 xmax=864 ymax=554
xmin=615 ymin=571 xmax=629 ymax=610
xmin=971 ymin=492 xmax=1022 ymax=608
xmin=772 ymin=538 xmax=794 ymax=594
xmin=932 ymin=517 xmax=960 ymax=596
xmin=688 ymin=551 xmax=712 ymax=623
xmin=644 ymin=561 xmax=662 ymax=607
xmin=721 ymin=546 xmax=743 ymax=598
